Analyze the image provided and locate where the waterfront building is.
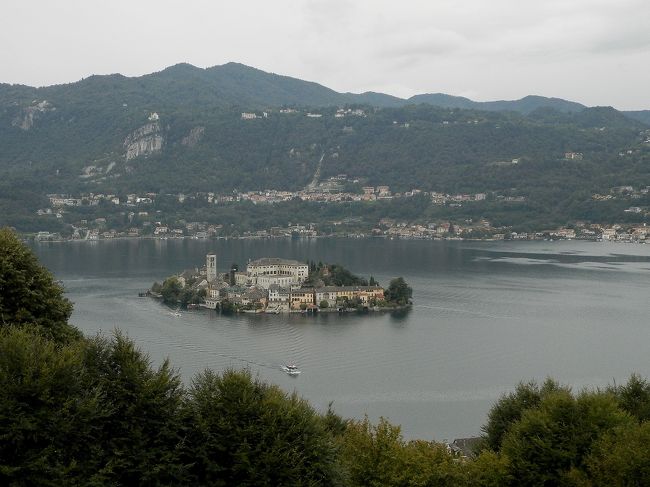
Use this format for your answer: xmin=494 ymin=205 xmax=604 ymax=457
xmin=290 ymin=289 xmax=316 ymax=310
xmin=288 ymin=286 xmax=385 ymax=310
xmin=268 ymin=284 xmax=290 ymax=302
xmin=314 ymin=286 xmax=385 ymax=308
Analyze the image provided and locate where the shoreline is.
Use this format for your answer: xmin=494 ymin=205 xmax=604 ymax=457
xmin=25 ymin=233 xmax=646 ymax=245
xmin=196 ymin=304 xmax=413 ymax=315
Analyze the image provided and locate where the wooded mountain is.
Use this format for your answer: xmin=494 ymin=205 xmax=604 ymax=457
xmin=0 ymin=62 xmax=649 ymax=230
xmin=407 ymin=93 xmax=586 ymax=114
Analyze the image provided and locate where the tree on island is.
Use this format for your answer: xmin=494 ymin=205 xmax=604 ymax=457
xmin=307 ymin=263 xmax=369 ymax=287
xmin=161 ymin=277 xmax=183 ymax=306
xmin=220 ymin=299 xmax=235 ymax=313
xmin=385 ymin=277 xmax=413 ymax=306
xmin=229 ymin=263 xmax=239 ymax=286
xmin=159 ymin=277 xmax=206 ymax=308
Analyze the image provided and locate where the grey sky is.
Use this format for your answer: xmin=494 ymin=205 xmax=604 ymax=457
xmin=1 ymin=0 xmax=649 ymax=110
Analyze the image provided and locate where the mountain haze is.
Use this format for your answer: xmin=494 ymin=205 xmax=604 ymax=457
xmin=2 ymin=62 xmax=645 ymax=115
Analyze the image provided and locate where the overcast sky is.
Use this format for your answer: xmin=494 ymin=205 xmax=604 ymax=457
xmin=1 ymin=0 xmax=649 ymax=110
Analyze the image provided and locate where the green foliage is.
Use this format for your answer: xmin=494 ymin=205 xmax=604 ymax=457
xmin=340 ymin=416 xmax=465 ymax=487
xmin=219 ymin=299 xmax=235 ymax=313
xmin=0 ymin=328 xmax=97 ymax=485
xmin=160 ymin=276 xmax=183 ymax=306
xmin=339 ymin=416 xmax=409 ymax=486
xmin=186 ymin=368 xmax=344 ymax=486
xmin=229 ymin=263 xmax=239 ymax=285
xmin=464 ymin=451 xmax=512 ymax=487
xmin=0 ymin=328 xmax=187 ymax=485
xmin=385 ymin=277 xmax=413 ymax=305
xmin=584 ymin=421 xmax=650 ymax=486
xmin=319 ymin=300 xmax=330 ymax=309
xmin=0 ymin=228 xmax=80 ymax=342
xmin=608 ymin=373 xmax=650 ymax=422
xmin=80 ymin=332 xmax=187 ymax=484
xmin=501 ymin=390 xmax=633 ymax=485
xmin=399 ymin=439 xmax=466 ymax=486
xmin=321 ymin=263 xmax=368 ymax=286
xmin=481 ymin=378 xmax=566 ymax=452
xmin=157 ymin=276 xmax=207 ymax=308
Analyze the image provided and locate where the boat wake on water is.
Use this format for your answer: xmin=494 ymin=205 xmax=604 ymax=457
xmin=208 ymin=350 xmax=301 ymax=376
xmin=415 ymin=304 xmax=513 ymax=320
xmin=281 ymin=363 xmax=301 ymax=376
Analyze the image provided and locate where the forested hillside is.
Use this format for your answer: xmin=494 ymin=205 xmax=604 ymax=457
xmin=1 ymin=62 xmax=649 ymax=230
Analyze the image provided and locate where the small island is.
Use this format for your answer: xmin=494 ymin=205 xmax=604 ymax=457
xmin=150 ymin=254 xmax=412 ymax=313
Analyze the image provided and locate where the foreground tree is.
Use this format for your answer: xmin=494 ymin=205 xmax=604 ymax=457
xmin=464 ymin=451 xmax=512 ymax=487
xmin=608 ymin=373 xmax=650 ymax=423
xmin=584 ymin=421 xmax=650 ymax=486
xmin=340 ymin=416 xmax=465 ymax=487
xmin=481 ymin=378 xmax=566 ymax=452
xmin=0 ymin=328 xmax=189 ymax=485
xmin=501 ymin=390 xmax=632 ymax=485
xmin=0 ymin=228 xmax=80 ymax=342
xmin=0 ymin=328 xmax=97 ymax=485
xmin=80 ymin=332 xmax=188 ymax=484
xmin=185 ymin=368 xmax=344 ymax=486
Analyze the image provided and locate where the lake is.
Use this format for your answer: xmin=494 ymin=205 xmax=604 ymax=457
xmin=31 ymin=237 xmax=650 ymax=441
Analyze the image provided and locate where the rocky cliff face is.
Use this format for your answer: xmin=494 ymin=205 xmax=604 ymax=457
xmin=12 ymin=100 xmax=55 ymax=130
xmin=181 ymin=126 xmax=205 ymax=147
xmin=123 ymin=122 xmax=163 ymax=160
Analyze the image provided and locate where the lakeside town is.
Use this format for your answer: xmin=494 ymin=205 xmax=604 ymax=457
xmin=27 ymin=181 xmax=650 ymax=243
xmin=150 ymin=254 xmax=412 ymax=314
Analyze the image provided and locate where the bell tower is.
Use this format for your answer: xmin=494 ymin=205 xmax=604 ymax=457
xmin=206 ymin=253 xmax=217 ymax=283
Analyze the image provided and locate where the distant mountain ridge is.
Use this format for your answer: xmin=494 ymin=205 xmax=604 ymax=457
xmin=1 ymin=62 xmax=647 ymax=119
xmin=407 ymin=93 xmax=586 ymax=114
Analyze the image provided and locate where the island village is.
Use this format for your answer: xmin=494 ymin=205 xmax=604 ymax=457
xmin=150 ymin=253 xmax=411 ymax=314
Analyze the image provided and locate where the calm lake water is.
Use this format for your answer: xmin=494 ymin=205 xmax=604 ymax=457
xmin=32 ymin=238 xmax=650 ymax=441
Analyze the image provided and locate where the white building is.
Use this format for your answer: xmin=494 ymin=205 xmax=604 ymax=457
xmin=256 ymin=274 xmax=298 ymax=288
xmin=245 ymin=257 xmax=309 ymax=289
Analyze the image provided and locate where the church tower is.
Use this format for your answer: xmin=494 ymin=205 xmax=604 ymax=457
xmin=206 ymin=253 xmax=217 ymax=283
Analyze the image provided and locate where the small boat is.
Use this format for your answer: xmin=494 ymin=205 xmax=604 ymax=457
xmin=169 ymin=311 xmax=181 ymax=317
xmin=282 ymin=363 xmax=301 ymax=376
